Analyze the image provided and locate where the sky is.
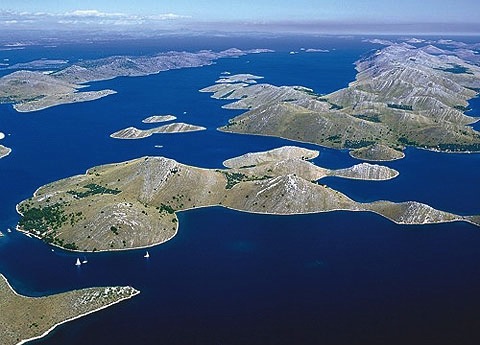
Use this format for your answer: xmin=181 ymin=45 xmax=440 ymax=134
xmin=1 ymin=0 xmax=479 ymax=34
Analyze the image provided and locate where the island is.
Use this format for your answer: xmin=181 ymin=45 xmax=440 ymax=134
xmin=200 ymin=43 xmax=480 ymax=160
xmin=110 ymin=122 xmax=206 ymax=139
xmin=0 ymin=132 xmax=11 ymax=159
xmin=0 ymin=49 xmax=273 ymax=113
xmin=142 ymin=115 xmax=177 ymax=123
xmin=0 ymin=274 xmax=139 ymax=345
xmin=349 ymin=144 xmax=405 ymax=161
xmin=16 ymin=146 xmax=479 ymax=252
xmin=0 ymin=144 xmax=12 ymax=159
xmin=305 ymin=49 xmax=330 ymax=53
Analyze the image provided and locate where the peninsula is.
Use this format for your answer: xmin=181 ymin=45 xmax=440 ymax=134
xmin=201 ymin=43 xmax=480 ymax=160
xmin=16 ymin=146 xmax=479 ymax=252
xmin=0 ymin=274 xmax=139 ymax=345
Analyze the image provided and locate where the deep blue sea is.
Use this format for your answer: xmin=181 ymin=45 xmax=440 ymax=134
xmin=1 ymin=35 xmax=480 ymax=345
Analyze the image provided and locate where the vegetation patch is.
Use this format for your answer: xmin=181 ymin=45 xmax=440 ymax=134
xmin=344 ymin=139 xmax=375 ymax=149
xmin=221 ymin=171 xmax=272 ymax=189
xmin=67 ymin=184 xmax=121 ymax=199
xmin=159 ymin=203 xmax=175 ymax=214
xmin=398 ymin=137 xmax=419 ymax=146
xmin=18 ymin=203 xmax=66 ymax=233
xmin=354 ymin=114 xmax=381 ymax=123
xmin=454 ymin=105 xmax=471 ymax=112
xmin=220 ymin=90 xmax=236 ymax=99
xmin=328 ymin=102 xmax=344 ymax=110
xmin=387 ymin=103 xmax=413 ymax=111
xmin=435 ymin=64 xmax=472 ymax=75
xmin=223 ymin=172 xmax=248 ymax=189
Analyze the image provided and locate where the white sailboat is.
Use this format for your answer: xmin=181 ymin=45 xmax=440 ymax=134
xmin=144 ymin=251 xmax=150 ymax=258
xmin=75 ymin=258 xmax=82 ymax=266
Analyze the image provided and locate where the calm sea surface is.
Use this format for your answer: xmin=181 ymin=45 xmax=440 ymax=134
xmin=0 ymin=36 xmax=480 ymax=345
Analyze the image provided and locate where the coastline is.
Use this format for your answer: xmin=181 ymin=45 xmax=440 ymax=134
xmin=15 ymin=290 xmax=140 ymax=345
xmin=0 ymin=274 xmax=140 ymax=345
xmin=13 ymin=149 xmax=480 ymax=254
xmin=219 ymin=127 xmax=480 ymax=158
xmin=15 ymin=201 xmax=180 ymax=253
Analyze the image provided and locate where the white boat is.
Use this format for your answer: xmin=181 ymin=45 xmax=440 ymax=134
xmin=75 ymin=258 xmax=82 ymax=266
xmin=144 ymin=251 xmax=150 ymax=258
xmin=6 ymin=228 xmax=12 ymax=233
xmin=82 ymin=259 xmax=88 ymax=264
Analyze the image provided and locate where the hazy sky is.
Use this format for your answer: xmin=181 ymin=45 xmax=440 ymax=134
xmin=1 ymin=0 xmax=479 ymax=34
xmin=1 ymin=0 xmax=479 ymax=23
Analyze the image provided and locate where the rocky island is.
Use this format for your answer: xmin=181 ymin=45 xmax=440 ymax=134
xmin=16 ymin=146 xmax=479 ymax=252
xmin=142 ymin=115 xmax=177 ymax=123
xmin=201 ymin=43 xmax=480 ymax=160
xmin=0 ymin=274 xmax=139 ymax=345
xmin=0 ymin=144 xmax=11 ymax=159
xmin=0 ymin=132 xmax=11 ymax=159
xmin=110 ymin=123 xmax=206 ymax=139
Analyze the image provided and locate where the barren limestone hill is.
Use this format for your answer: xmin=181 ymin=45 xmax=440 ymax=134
xmin=110 ymin=123 xmax=206 ymax=139
xmin=0 ymin=274 xmax=138 ymax=345
xmin=142 ymin=115 xmax=177 ymax=123
xmin=16 ymin=146 xmax=478 ymax=252
xmin=201 ymin=44 xmax=480 ymax=160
